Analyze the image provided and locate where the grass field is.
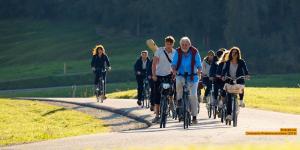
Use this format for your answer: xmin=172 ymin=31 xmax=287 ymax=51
xmin=245 ymin=87 xmax=300 ymax=114
xmin=0 ymin=19 xmax=147 ymax=89
xmin=0 ymin=98 xmax=109 ymax=146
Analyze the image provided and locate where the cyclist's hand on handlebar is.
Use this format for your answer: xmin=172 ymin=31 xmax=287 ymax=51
xmin=137 ymin=71 xmax=141 ymax=75
xmin=92 ymin=67 xmax=96 ymax=72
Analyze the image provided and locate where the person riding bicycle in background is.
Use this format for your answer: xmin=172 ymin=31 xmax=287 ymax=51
xmin=215 ymin=49 xmax=230 ymax=108
xmin=209 ymin=48 xmax=225 ymax=109
xmin=134 ymin=50 xmax=151 ymax=106
xmin=172 ymin=37 xmax=202 ymax=124
xmin=91 ymin=44 xmax=111 ymax=99
xmin=201 ymin=50 xmax=215 ymax=103
xmin=151 ymin=36 xmax=176 ymax=123
xmin=221 ymin=46 xmax=250 ymax=120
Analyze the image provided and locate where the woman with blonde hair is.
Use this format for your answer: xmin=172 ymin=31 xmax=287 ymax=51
xmin=91 ymin=44 xmax=111 ymax=99
xmin=215 ymin=49 xmax=230 ymax=110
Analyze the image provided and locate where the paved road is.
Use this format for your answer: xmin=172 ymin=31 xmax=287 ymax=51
xmin=3 ymin=98 xmax=300 ymax=150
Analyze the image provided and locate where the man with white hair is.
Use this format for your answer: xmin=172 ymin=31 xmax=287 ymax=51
xmin=172 ymin=36 xmax=202 ymax=124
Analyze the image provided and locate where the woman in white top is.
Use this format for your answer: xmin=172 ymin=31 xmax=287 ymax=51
xmin=201 ymin=50 xmax=215 ymax=103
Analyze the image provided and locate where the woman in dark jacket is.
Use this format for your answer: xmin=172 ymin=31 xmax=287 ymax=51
xmin=91 ymin=45 xmax=111 ymax=99
xmin=222 ymin=46 xmax=250 ymax=120
xmin=134 ymin=50 xmax=151 ymax=106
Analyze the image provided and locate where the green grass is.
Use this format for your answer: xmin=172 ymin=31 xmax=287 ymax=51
xmin=0 ymin=98 xmax=109 ymax=146
xmin=245 ymin=87 xmax=300 ymax=114
xmin=0 ymin=19 xmax=148 ymax=89
xmin=0 ymin=82 xmax=136 ymax=98
xmin=246 ymin=74 xmax=300 ymax=87
xmin=107 ymin=89 xmax=137 ymax=99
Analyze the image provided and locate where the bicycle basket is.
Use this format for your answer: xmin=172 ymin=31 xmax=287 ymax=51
xmin=224 ymin=83 xmax=244 ymax=94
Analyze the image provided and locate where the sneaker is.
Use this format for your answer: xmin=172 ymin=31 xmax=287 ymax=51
xmin=226 ymin=115 xmax=232 ymax=121
xmin=239 ymin=100 xmax=245 ymax=107
xmin=151 ymin=116 xmax=159 ymax=123
xmin=137 ymin=100 xmax=142 ymax=106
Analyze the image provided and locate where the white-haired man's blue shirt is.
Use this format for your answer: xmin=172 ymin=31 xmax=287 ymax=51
xmin=172 ymin=48 xmax=202 ymax=82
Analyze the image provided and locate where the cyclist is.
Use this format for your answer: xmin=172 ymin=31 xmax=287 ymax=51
xmin=151 ymin=36 xmax=176 ymax=123
xmin=91 ymin=44 xmax=111 ymax=99
xmin=172 ymin=37 xmax=202 ymax=124
xmin=209 ymin=48 xmax=225 ymax=109
xmin=134 ymin=50 xmax=151 ymax=106
xmin=215 ymin=50 xmax=230 ymax=108
xmin=221 ymin=46 xmax=250 ymax=121
xmin=201 ymin=50 xmax=215 ymax=103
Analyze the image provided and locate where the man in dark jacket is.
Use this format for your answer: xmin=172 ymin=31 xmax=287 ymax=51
xmin=134 ymin=50 xmax=151 ymax=106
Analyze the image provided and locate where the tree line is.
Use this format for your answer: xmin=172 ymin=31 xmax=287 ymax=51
xmin=0 ymin=0 xmax=299 ymax=73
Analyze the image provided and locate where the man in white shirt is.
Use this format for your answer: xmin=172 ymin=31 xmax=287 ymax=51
xmin=151 ymin=36 xmax=176 ymax=123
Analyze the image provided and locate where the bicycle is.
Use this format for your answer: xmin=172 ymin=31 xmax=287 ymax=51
xmin=159 ymin=78 xmax=173 ymax=128
xmin=206 ymin=80 xmax=217 ymax=119
xmin=95 ymin=68 xmax=107 ymax=103
xmin=141 ymin=77 xmax=150 ymax=108
xmin=177 ymin=72 xmax=192 ymax=129
xmin=224 ymin=76 xmax=246 ymax=127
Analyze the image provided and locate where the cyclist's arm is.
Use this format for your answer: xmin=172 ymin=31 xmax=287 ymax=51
xmin=152 ymin=56 xmax=158 ymax=77
xmin=195 ymin=52 xmax=202 ymax=76
xmin=146 ymin=60 xmax=153 ymax=77
xmin=134 ymin=59 xmax=140 ymax=74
